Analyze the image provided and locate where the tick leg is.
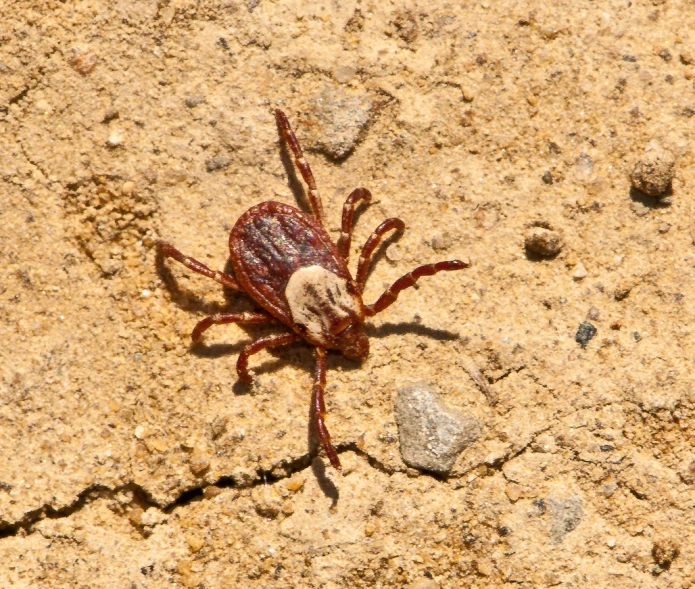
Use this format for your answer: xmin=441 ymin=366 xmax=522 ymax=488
xmin=275 ymin=109 xmax=325 ymax=226
xmin=191 ymin=311 xmax=275 ymax=343
xmin=355 ymin=218 xmax=406 ymax=292
xmin=364 ymin=260 xmax=470 ymax=317
xmin=337 ymin=187 xmax=372 ymax=260
xmin=157 ymin=241 xmax=243 ymax=291
xmin=312 ymin=347 xmax=341 ymax=471
xmin=236 ymin=332 xmax=301 ymax=384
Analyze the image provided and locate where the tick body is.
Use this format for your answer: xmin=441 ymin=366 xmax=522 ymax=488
xmin=157 ymin=110 xmax=469 ymax=471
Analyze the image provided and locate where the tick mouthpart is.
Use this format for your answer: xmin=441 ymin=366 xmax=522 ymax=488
xmin=449 ymin=260 xmax=471 ymax=270
xmin=335 ymin=323 xmax=369 ymax=361
xmin=329 ymin=315 xmax=353 ymax=336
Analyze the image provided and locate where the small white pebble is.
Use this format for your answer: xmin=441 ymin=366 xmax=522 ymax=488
xmin=134 ymin=425 xmax=146 ymax=439
xmin=141 ymin=289 xmax=152 ymax=298
xmin=35 ymin=99 xmax=52 ymax=114
xmin=607 ymin=537 xmax=616 ymax=548
xmin=573 ymin=263 xmax=588 ymax=280
xmin=107 ymin=128 xmax=124 ymax=147
xmin=122 ymin=180 xmax=135 ymax=195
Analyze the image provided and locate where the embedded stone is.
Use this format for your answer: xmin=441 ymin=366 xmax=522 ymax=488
xmin=630 ymin=148 xmax=675 ymax=197
xmin=396 ymin=382 xmax=481 ymax=474
xmin=525 ymin=227 xmax=564 ymax=257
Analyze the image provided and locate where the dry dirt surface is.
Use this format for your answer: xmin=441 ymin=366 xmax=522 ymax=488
xmin=2 ymin=1 xmax=695 ymax=588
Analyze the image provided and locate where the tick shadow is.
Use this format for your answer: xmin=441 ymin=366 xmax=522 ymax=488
xmin=242 ymin=343 xmax=314 ymax=379
xmin=190 ymin=340 xmax=248 ymax=359
xmin=191 ymin=340 xmax=315 ymax=396
xmin=629 ymin=186 xmax=672 ymax=209
xmin=365 ymin=321 xmax=460 ymax=342
xmin=360 ymin=229 xmax=403 ymax=277
xmin=155 ymin=249 xmax=246 ymax=315
xmin=189 ymin=340 xmax=255 ymax=396
xmin=277 ymin=120 xmax=313 ymax=214
xmin=310 ymin=452 xmax=339 ymax=507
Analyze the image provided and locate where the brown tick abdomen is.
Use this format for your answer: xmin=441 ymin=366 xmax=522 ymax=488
xmin=229 ymin=202 xmax=354 ymax=325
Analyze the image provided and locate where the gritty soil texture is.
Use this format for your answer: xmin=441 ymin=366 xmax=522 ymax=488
xmin=2 ymin=1 xmax=695 ymax=588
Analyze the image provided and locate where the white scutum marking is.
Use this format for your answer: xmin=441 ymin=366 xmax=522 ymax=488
xmin=285 ymin=265 xmax=360 ymax=343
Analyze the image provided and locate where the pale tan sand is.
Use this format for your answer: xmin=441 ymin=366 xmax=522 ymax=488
xmin=2 ymin=1 xmax=695 ymax=587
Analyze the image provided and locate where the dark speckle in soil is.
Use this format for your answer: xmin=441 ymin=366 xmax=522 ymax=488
xmin=575 ymin=322 xmax=597 ymax=348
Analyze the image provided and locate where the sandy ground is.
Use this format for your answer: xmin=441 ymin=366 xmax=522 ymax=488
xmin=2 ymin=1 xmax=695 ymax=587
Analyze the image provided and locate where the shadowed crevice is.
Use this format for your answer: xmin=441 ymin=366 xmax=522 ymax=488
xmin=0 ymin=451 xmax=317 ymax=541
xmin=0 ymin=409 xmax=556 ymax=542
xmin=0 ymin=482 xmax=160 ymax=540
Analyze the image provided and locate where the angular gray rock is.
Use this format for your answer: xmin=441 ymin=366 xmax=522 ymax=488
xmin=547 ymin=496 xmax=584 ymax=543
xmin=304 ymin=87 xmax=373 ymax=159
xmin=395 ymin=382 xmax=481 ymax=474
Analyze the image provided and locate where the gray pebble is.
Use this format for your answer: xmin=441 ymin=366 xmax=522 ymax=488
xmin=524 ymin=227 xmax=564 ymax=257
xmin=333 ymin=65 xmax=356 ymax=84
xmin=306 ymin=87 xmax=373 ymax=159
xmin=430 ymin=231 xmax=451 ymax=251
xmin=585 ymin=307 xmax=599 ymax=321
xmin=575 ymin=153 xmax=594 ymax=177
xmin=547 ymin=496 xmax=584 ymax=543
xmin=395 ymin=382 xmax=481 ymax=474
xmin=575 ymin=321 xmax=597 ymax=348
xmin=630 ymin=148 xmax=675 ymax=197
xmin=205 ymin=154 xmax=230 ymax=172
xmin=185 ymin=93 xmax=206 ymax=108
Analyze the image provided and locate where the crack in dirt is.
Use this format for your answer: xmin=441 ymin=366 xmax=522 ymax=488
xmin=2 ymin=430 xmax=534 ymax=541
xmin=0 ymin=447 xmax=390 ymax=540
xmin=0 ymin=366 xmax=598 ymax=541
xmin=342 ymin=443 xmax=397 ymax=476
xmin=6 ymin=86 xmax=30 ymax=109
xmin=0 ymin=482 xmax=159 ymax=541
xmin=484 ymin=425 xmax=554 ymax=475
xmin=1 ymin=46 xmax=59 ymax=114
xmin=488 ymin=364 xmax=526 ymax=385
xmin=17 ymin=141 xmax=52 ymax=184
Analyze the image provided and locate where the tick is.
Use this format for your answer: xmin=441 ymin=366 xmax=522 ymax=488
xmin=157 ymin=109 xmax=469 ymax=471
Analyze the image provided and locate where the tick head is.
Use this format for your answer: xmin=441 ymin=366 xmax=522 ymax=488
xmin=334 ymin=322 xmax=369 ymax=361
xmin=286 ymin=265 xmax=368 ymax=358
